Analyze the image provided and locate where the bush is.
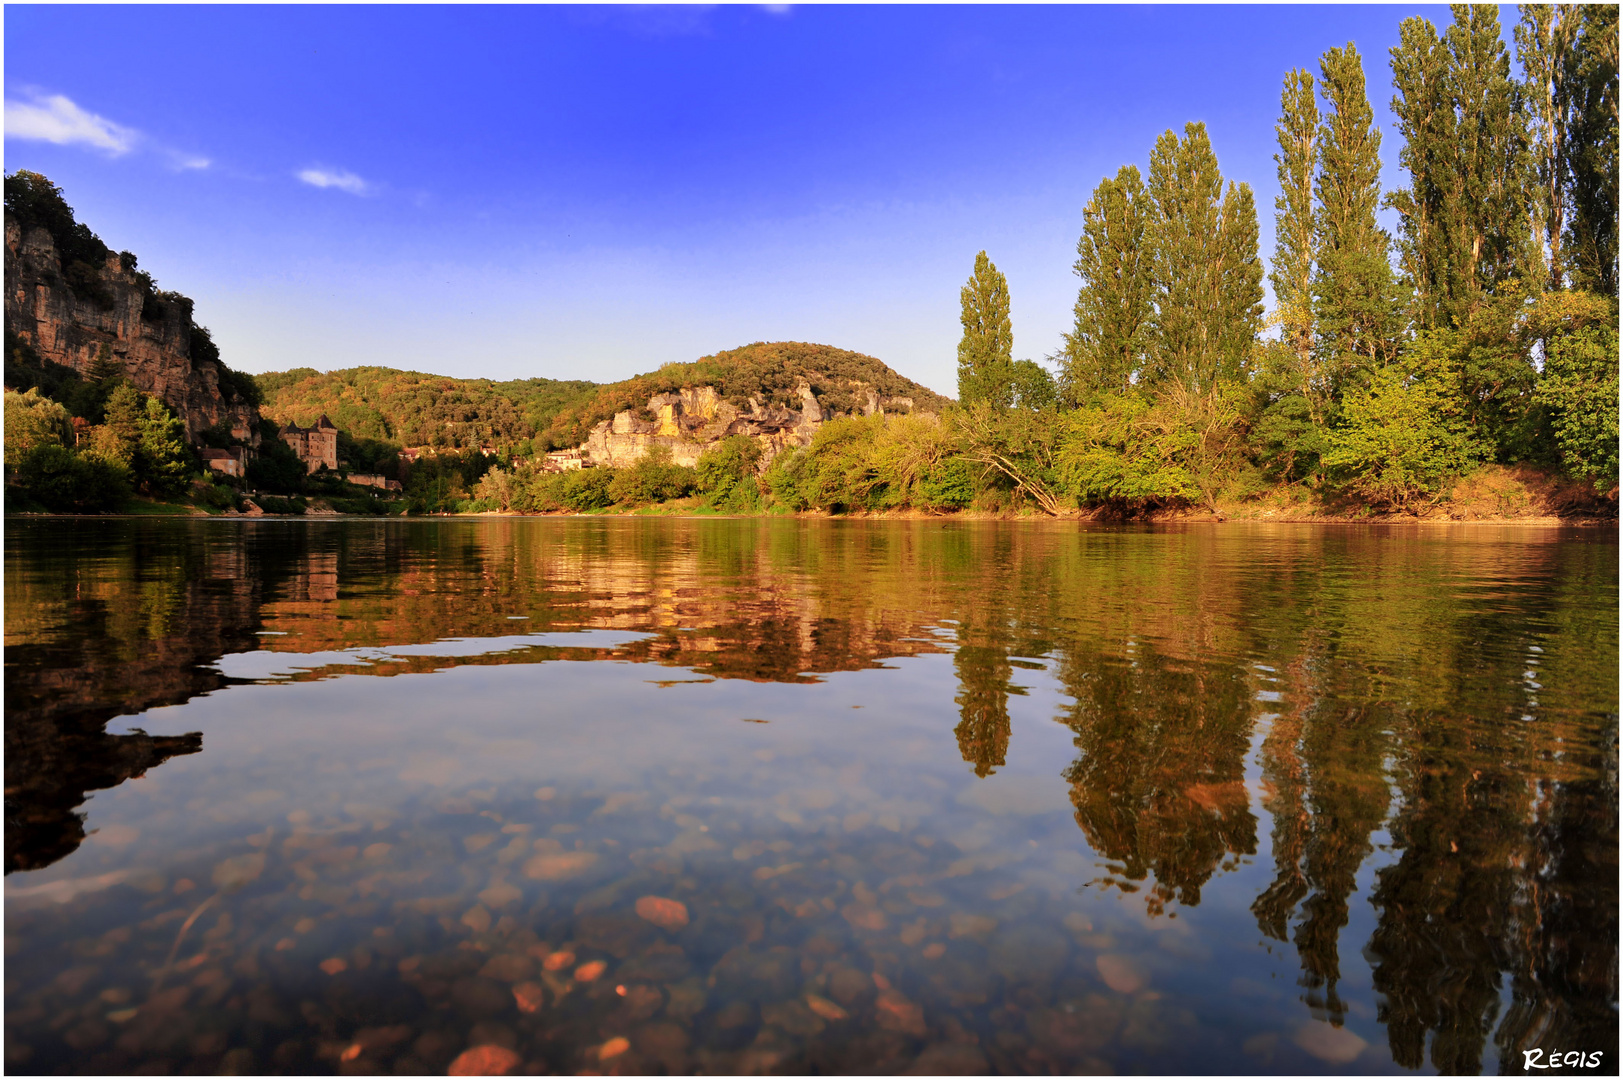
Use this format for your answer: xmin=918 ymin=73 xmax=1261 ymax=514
xmin=696 ymin=436 xmax=763 ymax=511
xmin=610 ymin=446 xmax=699 ymax=505
xmin=1322 ymin=334 xmax=1484 ymax=510
xmin=10 ymin=443 xmax=131 ymax=512
xmin=1534 ymin=321 xmax=1619 ymax=488
xmin=917 ymin=457 xmax=979 ymax=510
xmin=559 ymin=468 xmax=616 ymax=511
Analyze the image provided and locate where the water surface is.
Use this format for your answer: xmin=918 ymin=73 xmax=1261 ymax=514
xmin=5 ymin=517 xmax=1617 ymax=1075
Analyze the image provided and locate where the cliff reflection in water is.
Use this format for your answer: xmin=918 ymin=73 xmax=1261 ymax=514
xmin=4 ymin=516 xmax=1616 ymax=1071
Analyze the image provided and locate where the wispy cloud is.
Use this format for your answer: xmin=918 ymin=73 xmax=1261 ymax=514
xmin=572 ymin=5 xmax=718 ymax=38
xmin=297 ymin=166 xmax=369 ymax=195
xmin=3 ymin=92 xmax=139 ymax=155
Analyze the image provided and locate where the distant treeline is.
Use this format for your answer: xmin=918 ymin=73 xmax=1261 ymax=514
xmin=256 ymin=342 xmax=952 ymax=458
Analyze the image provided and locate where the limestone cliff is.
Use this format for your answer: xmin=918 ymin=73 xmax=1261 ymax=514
xmin=580 ymin=379 xmax=920 ymax=468
xmin=4 ymin=216 xmax=261 ymax=443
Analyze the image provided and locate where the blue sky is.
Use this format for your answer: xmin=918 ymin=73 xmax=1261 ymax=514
xmin=5 ymin=4 xmax=1455 ymax=395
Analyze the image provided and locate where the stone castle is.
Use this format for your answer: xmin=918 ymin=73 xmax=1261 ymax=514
xmin=278 ymin=415 xmax=338 ymax=473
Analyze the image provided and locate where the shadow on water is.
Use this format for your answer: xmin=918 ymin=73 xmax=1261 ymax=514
xmin=3 ymin=516 xmax=1616 ymax=1074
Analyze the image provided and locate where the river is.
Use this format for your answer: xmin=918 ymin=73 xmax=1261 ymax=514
xmin=4 ymin=517 xmax=1616 ymax=1074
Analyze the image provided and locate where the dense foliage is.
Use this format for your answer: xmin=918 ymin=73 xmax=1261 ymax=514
xmin=255 ymin=366 xmax=598 ymax=454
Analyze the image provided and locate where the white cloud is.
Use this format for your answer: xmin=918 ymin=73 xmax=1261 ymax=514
xmin=297 ymin=166 xmax=369 ymax=195
xmin=169 ymin=152 xmax=211 ymax=171
xmin=3 ymin=93 xmax=139 ymax=155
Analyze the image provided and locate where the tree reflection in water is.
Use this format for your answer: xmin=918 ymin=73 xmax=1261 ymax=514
xmin=4 ymin=517 xmax=1615 ymax=1071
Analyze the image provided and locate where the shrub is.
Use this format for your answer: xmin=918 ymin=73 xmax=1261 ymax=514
xmin=1322 ymin=334 xmax=1484 ymax=510
xmin=1534 ymin=322 xmax=1619 ymax=488
xmin=10 ymin=443 xmax=131 ymax=512
xmin=696 ymin=436 xmax=763 ymax=511
xmin=559 ymin=468 xmax=616 ymax=511
xmin=610 ymin=446 xmax=699 ymax=505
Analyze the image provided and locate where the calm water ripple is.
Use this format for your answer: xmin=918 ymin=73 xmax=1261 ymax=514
xmin=4 ymin=517 xmax=1617 ymax=1075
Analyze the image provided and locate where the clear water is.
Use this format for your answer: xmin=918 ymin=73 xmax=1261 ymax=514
xmin=5 ymin=517 xmax=1617 ymax=1075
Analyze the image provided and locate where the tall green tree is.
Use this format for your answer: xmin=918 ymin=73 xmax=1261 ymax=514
xmin=1565 ymin=4 xmax=1619 ymax=296
xmin=1388 ymin=16 xmax=1459 ymax=326
xmin=1314 ymin=42 xmax=1405 ymax=386
xmin=1515 ymin=5 xmax=1577 ymax=290
xmin=1271 ymin=68 xmax=1321 ymax=406
xmin=1447 ymin=5 xmax=1529 ymax=301
xmin=1144 ymin=122 xmax=1263 ymax=390
xmin=1389 ymin=7 xmax=1529 ymax=328
xmin=957 ymin=250 xmax=1014 ymax=407
xmin=1062 ymin=165 xmax=1152 ymax=401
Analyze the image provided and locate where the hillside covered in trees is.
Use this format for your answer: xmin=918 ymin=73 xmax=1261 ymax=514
xmin=255 ymin=367 xmax=598 ymax=456
xmin=256 ymin=342 xmax=953 ymax=457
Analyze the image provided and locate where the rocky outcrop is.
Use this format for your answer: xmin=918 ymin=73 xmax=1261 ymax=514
xmin=579 ymin=381 xmax=917 ymax=468
xmin=3 ymin=217 xmax=260 ymax=443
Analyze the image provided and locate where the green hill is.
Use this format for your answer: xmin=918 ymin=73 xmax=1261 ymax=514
xmin=537 ymin=341 xmax=952 ymax=449
xmin=255 ymin=343 xmax=952 ymax=453
xmin=254 ymin=367 xmax=598 ymax=452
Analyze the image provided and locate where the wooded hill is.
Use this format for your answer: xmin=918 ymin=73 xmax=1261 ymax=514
xmin=256 ymin=342 xmax=952 ymax=455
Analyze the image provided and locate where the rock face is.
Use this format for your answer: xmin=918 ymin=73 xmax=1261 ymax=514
xmin=579 ymin=382 xmax=917 ymax=468
xmin=3 ymin=217 xmax=261 ymax=443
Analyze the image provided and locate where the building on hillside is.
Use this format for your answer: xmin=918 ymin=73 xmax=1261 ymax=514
xmin=348 ymin=473 xmax=403 ymax=492
xmin=200 ymin=446 xmax=246 ymax=478
xmin=279 ymin=415 xmax=338 ymax=474
xmin=541 ymin=449 xmax=587 ymax=472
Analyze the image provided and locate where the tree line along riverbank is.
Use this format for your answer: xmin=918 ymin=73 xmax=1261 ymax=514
xmin=5 ymin=6 xmax=1618 ymax=522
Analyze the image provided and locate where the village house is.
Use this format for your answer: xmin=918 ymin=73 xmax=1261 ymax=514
xmin=279 ymin=415 xmax=339 ymax=474
xmin=200 ymin=446 xmax=247 ymax=478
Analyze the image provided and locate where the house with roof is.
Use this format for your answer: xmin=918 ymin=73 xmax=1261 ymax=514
xmin=279 ymin=415 xmax=339 ymax=474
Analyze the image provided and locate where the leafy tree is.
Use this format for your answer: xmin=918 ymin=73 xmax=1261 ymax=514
xmin=609 ymin=445 xmax=699 ymax=506
xmin=1062 ymin=165 xmax=1152 ymax=401
xmin=1564 ymin=4 xmax=1618 ymax=296
xmin=3 ymin=171 xmax=115 ymax=306
xmin=1322 ymin=331 xmax=1483 ymax=509
xmin=3 ymin=388 xmax=72 ymax=465
xmin=1516 ymin=5 xmax=1577 ymax=290
xmin=247 ymin=439 xmax=308 ymax=494
xmin=957 ymin=251 xmax=1014 ymax=408
xmin=1144 ymin=123 xmax=1264 ymax=390
xmin=10 ymin=444 xmax=130 ymax=512
xmin=696 ymin=436 xmax=764 ymax=511
xmin=1271 ymin=68 xmax=1322 ymax=412
xmin=1531 ymin=293 xmax=1620 ymax=485
xmin=1009 ymin=359 xmax=1057 ymax=411
xmin=136 ymin=395 xmax=193 ymax=499
xmin=1056 ymin=383 xmax=1252 ymax=513
xmin=1314 ymin=42 xmax=1406 ymax=386
xmin=1389 ymin=7 xmax=1529 ymax=329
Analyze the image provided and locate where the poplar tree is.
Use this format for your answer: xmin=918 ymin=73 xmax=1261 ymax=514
xmin=1314 ymin=42 xmax=1404 ymax=387
xmin=1145 ymin=122 xmax=1262 ymax=390
xmin=1062 ymin=164 xmax=1152 ymax=401
xmin=1271 ymin=68 xmax=1321 ymax=399
xmin=1389 ymin=6 xmax=1529 ymax=327
xmin=1515 ymin=5 xmax=1575 ymax=290
xmin=1446 ymin=5 xmax=1528 ymax=304
xmin=957 ymin=251 xmax=1014 ymax=407
xmin=1388 ymin=16 xmax=1459 ymax=327
xmin=1566 ymin=4 xmax=1619 ymax=296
